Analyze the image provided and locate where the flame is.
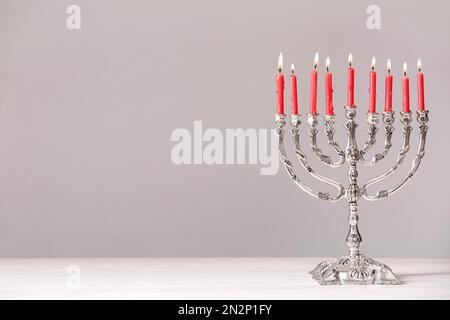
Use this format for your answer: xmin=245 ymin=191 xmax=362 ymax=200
xmin=291 ymin=63 xmax=295 ymax=73
xmin=348 ymin=53 xmax=353 ymax=67
xmin=277 ymin=52 xmax=283 ymax=70
xmin=387 ymin=59 xmax=391 ymax=72
xmin=371 ymin=56 xmax=376 ymax=69
xmin=403 ymin=62 xmax=408 ymax=75
xmin=417 ymin=59 xmax=422 ymax=71
xmin=314 ymin=52 xmax=319 ymax=68
xmin=326 ymin=57 xmax=330 ymax=71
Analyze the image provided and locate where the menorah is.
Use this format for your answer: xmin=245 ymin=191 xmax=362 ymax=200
xmin=275 ymin=100 xmax=429 ymax=285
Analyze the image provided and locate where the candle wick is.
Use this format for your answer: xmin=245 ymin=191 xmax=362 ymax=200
xmin=326 ymin=66 xmax=329 ymax=72
xmin=278 ymin=68 xmax=282 ymax=73
xmin=314 ymin=64 xmax=317 ymax=70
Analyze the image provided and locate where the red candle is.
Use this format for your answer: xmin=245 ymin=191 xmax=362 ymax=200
xmin=417 ymin=59 xmax=425 ymax=111
xmin=347 ymin=53 xmax=355 ymax=107
xmin=384 ymin=59 xmax=393 ymax=112
xmin=325 ymin=57 xmax=334 ymax=115
xmin=276 ymin=52 xmax=284 ymax=114
xmin=290 ymin=64 xmax=299 ymax=115
xmin=369 ymin=57 xmax=377 ymax=113
xmin=310 ymin=52 xmax=319 ymax=115
xmin=402 ymin=62 xmax=410 ymax=113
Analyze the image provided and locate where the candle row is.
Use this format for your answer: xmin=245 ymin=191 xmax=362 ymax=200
xmin=276 ymin=52 xmax=426 ymax=115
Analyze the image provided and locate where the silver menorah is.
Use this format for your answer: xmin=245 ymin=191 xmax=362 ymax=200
xmin=275 ymin=106 xmax=429 ymax=285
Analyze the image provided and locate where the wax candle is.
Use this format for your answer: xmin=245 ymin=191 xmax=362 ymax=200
xmin=369 ymin=57 xmax=377 ymax=113
xmin=402 ymin=62 xmax=410 ymax=113
xmin=384 ymin=59 xmax=393 ymax=112
xmin=310 ymin=52 xmax=319 ymax=115
xmin=325 ymin=57 xmax=334 ymax=115
xmin=290 ymin=64 xmax=299 ymax=115
xmin=347 ymin=53 xmax=355 ymax=107
xmin=276 ymin=52 xmax=285 ymax=114
xmin=417 ymin=59 xmax=425 ymax=111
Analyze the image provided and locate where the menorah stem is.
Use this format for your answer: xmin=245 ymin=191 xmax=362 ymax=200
xmin=309 ymin=106 xmax=401 ymax=285
xmin=346 ymin=201 xmax=361 ymax=258
xmin=343 ymin=106 xmax=362 ymax=258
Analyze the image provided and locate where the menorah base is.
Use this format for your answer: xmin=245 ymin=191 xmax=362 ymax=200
xmin=310 ymin=254 xmax=401 ymax=285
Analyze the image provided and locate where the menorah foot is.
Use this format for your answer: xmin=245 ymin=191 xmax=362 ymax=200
xmin=309 ymin=254 xmax=401 ymax=285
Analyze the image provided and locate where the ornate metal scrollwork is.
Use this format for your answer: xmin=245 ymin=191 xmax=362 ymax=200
xmin=276 ymin=105 xmax=429 ymax=285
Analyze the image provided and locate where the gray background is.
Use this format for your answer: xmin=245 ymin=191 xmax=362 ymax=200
xmin=0 ymin=0 xmax=448 ymax=258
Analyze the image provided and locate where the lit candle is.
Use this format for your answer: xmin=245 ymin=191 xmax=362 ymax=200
xmin=290 ymin=64 xmax=299 ymax=115
xmin=276 ymin=52 xmax=285 ymax=114
xmin=347 ymin=53 xmax=355 ymax=107
xmin=417 ymin=59 xmax=425 ymax=111
xmin=369 ymin=56 xmax=377 ymax=113
xmin=325 ymin=57 xmax=334 ymax=115
xmin=402 ymin=62 xmax=410 ymax=113
xmin=310 ymin=52 xmax=319 ymax=115
xmin=384 ymin=59 xmax=393 ymax=112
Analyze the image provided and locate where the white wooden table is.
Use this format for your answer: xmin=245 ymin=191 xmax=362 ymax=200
xmin=0 ymin=258 xmax=449 ymax=299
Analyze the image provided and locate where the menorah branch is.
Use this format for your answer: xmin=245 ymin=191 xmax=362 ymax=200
xmin=361 ymin=110 xmax=429 ymax=200
xmin=360 ymin=111 xmax=417 ymax=200
xmin=307 ymin=113 xmax=346 ymax=167
xmin=276 ymin=114 xmax=345 ymax=202
xmin=359 ymin=112 xmax=395 ymax=166
xmin=360 ymin=112 xmax=379 ymax=155
xmin=291 ymin=115 xmax=345 ymax=200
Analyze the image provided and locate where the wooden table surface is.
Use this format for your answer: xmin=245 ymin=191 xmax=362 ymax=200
xmin=0 ymin=258 xmax=449 ymax=300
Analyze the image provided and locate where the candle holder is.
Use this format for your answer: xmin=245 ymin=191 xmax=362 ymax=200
xmin=275 ymin=106 xmax=429 ymax=285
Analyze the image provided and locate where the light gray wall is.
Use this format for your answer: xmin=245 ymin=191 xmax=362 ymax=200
xmin=0 ymin=0 xmax=448 ymax=257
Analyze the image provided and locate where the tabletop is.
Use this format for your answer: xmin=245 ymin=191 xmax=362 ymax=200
xmin=0 ymin=258 xmax=449 ymax=300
